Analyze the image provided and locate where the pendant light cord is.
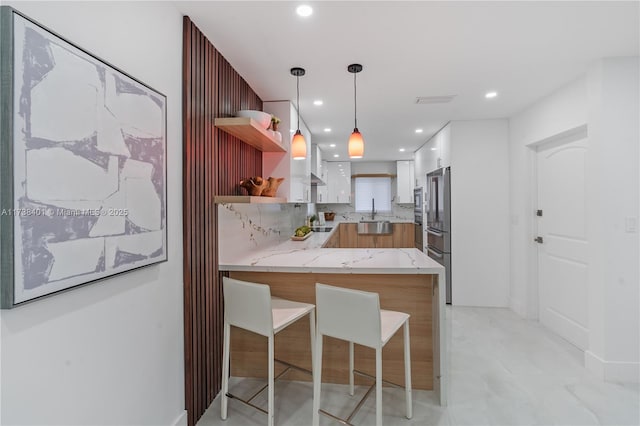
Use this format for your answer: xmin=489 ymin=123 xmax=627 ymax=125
xmin=353 ymin=72 xmax=358 ymax=129
xmin=296 ymin=75 xmax=301 ymax=130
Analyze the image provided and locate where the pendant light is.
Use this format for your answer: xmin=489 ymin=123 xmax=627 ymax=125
xmin=290 ymin=67 xmax=307 ymax=160
xmin=347 ymin=63 xmax=364 ymax=159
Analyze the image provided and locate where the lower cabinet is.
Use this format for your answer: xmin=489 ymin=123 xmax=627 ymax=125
xmin=392 ymin=223 xmax=415 ymax=248
xmin=338 ymin=223 xmax=358 ymax=248
xmin=325 ymin=223 xmax=415 ymax=248
xmin=322 ymin=227 xmax=340 ymax=248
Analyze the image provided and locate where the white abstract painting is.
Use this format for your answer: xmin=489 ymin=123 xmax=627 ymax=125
xmin=9 ymin=13 xmax=167 ymax=305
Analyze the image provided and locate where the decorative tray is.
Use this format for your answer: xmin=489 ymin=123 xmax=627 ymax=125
xmin=291 ymin=231 xmax=314 ymax=241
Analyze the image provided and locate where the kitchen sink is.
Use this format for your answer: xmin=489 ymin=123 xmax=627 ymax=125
xmin=310 ymin=226 xmax=334 ymax=232
xmin=357 ymin=221 xmax=393 ymax=235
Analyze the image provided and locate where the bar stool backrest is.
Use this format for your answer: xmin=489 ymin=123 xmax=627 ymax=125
xmin=223 ymin=277 xmax=273 ymax=337
xmin=315 ymin=283 xmax=382 ymax=349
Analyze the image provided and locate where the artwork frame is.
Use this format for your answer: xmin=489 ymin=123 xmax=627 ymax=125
xmin=0 ymin=7 xmax=168 ymax=309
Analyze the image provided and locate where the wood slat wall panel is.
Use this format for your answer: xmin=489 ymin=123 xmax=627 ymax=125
xmin=182 ymin=17 xmax=263 ymax=426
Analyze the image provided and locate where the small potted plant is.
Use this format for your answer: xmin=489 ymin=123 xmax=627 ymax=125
xmin=270 ymin=115 xmax=281 ymax=131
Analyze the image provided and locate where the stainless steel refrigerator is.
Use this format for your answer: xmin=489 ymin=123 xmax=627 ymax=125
xmin=426 ymin=167 xmax=452 ymax=304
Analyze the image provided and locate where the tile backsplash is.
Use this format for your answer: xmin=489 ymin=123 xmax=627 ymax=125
xmin=217 ymin=202 xmax=309 ymax=263
xmin=316 ymin=203 xmax=414 ymax=222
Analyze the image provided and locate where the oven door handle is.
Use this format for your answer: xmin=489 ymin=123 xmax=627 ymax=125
xmin=427 ymin=247 xmax=444 ymax=259
xmin=427 ymin=228 xmax=443 ymax=237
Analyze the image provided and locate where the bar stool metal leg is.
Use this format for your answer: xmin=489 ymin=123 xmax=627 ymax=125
xmin=309 ymin=308 xmax=316 ymax=386
xmin=375 ymin=348 xmax=382 ymax=426
xmin=312 ymin=333 xmax=323 ymax=426
xmin=404 ymin=321 xmax=412 ymax=419
xmin=268 ymin=335 xmax=275 ymax=426
xmin=349 ymin=341 xmax=355 ymax=396
xmin=221 ymin=322 xmax=231 ymax=420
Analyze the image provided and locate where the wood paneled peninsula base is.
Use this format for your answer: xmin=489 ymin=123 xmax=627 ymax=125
xmin=218 ymin=220 xmax=447 ymax=404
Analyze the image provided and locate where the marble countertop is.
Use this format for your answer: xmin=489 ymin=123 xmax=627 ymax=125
xmin=219 ymin=221 xmax=444 ymax=274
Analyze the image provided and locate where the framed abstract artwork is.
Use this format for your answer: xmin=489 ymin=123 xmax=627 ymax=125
xmin=0 ymin=7 xmax=167 ymax=308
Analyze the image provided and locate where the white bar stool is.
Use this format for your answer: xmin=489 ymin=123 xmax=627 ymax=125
xmin=221 ymin=277 xmax=316 ymax=426
xmin=312 ymin=283 xmax=412 ymax=426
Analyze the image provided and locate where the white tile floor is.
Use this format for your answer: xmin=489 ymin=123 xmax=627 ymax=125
xmin=197 ymin=307 xmax=640 ymax=426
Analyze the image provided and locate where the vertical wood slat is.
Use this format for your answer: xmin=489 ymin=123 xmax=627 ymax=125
xmin=182 ymin=17 xmax=263 ymax=426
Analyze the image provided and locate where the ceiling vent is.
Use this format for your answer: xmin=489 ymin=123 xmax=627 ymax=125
xmin=415 ymin=95 xmax=456 ymax=104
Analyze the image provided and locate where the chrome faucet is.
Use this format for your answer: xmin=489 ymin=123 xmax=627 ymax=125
xmin=371 ymin=198 xmax=377 ymax=220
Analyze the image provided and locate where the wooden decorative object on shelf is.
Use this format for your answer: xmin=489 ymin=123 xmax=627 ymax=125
xmin=240 ymin=177 xmax=267 ymax=196
xmin=261 ymin=177 xmax=285 ymax=197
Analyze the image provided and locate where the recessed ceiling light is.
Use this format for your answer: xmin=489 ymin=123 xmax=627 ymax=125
xmin=324 ymin=128 xmax=332 ymax=132
xmin=313 ymin=100 xmax=323 ymax=106
xmin=333 ymin=154 xmax=339 ymax=158
xmin=485 ymin=91 xmax=498 ymax=99
xmin=290 ymin=129 xmax=295 ymax=133
xmin=415 ymin=129 xmax=423 ymax=134
xmin=431 ymin=147 xmax=437 ymax=151
xmin=399 ymin=148 xmax=406 ymax=152
xmin=329 ymin=143 xmax=336 ymax=147
xmin=296 ymin=5 xmax=313 ymax=17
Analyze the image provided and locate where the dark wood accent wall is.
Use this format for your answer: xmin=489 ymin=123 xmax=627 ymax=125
xmin=182 ymin=17 xmax=263 ymax=426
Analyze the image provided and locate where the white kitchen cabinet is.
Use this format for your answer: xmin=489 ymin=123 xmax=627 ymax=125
xmin=317 ymin=160 xmax=328 ymax=203
xmin=263 ymin=101 xmax=311 ymax=202
xmin=326 ymin=161 xmax=351 ymax=203
xmin=424 ymin=137 xmax=439 ymax=173
xmin=438 ymin=124 xmax=451 ymax=168
xmin=417 ymin=123 xmax=451 ymax=176
xmin=395 ymin=160 xmax=415 ymax=203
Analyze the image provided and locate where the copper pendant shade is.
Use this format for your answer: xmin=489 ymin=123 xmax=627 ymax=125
xmin=290 ymin=67 xmax=307 ymax=160
xmin=347 ymin=64 xmax=364 ymax=159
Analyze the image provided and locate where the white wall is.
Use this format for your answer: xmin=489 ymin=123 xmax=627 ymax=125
xmin=450 ymin=120 xmax=510 ymax=307
xmin=509 ymin=77 xmax=588 ymax=318
xmin=508 ymin=57 xmax=639 ymax=382
xmin=1 ymin=2 xmax=185 ymax=424
xmin=317 ymin=161 xmax=415 ymax=221
xmin=584 ymin=57 xmax=639 ymax=382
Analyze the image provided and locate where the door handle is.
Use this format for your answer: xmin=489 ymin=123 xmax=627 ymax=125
xmin=534 ymin=236 xmax=543 ymax=244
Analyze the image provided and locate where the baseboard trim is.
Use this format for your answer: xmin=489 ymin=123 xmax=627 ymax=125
xmin=171 ymin=410 xmax=188 ymax=426
xmin=585 ymin=350 xmax=640 ymax=383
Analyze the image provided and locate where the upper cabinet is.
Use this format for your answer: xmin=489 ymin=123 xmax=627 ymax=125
xmin=415 ymin=123 xmax=451 ymax=188
xmin=396 ymin=160 xmax=415 ymax=204
xmin=326 ymin=162 xmax=352 ymax=203
xmin=262 ymin=101 xmax=311 ymax=202
xmin=317 ymin=160 xmax=328 ymax=203
xmin=438 ymin=124 xmax=451 ymax=168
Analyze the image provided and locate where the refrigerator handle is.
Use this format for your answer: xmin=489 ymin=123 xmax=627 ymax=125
xmin=427 ymin=248 xmax=444 ymax=259
xmin=427 ymin=228 xmax=443 ymax=237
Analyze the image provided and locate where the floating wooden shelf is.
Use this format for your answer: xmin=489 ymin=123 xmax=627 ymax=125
xmin=214 ymin=117 xmax=287 ymax=152
xmin=213 ymin=196 xmax=287 ymax=204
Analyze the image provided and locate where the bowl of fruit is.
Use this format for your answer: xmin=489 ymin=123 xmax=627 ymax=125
xmin=291 ymin=225 xmax=313 ymax=241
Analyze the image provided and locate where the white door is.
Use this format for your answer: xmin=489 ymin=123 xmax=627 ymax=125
xmin=536 ymin=137 xmax=589 ymax=350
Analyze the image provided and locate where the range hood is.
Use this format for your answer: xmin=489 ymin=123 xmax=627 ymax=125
xmin=310 ymin=172 xmax=326 ymax=186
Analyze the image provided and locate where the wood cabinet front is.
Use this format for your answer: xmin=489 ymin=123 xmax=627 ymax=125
xmin=333 ymin=223 xmax=415 ymax=248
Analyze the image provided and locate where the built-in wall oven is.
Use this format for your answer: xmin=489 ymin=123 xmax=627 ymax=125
xmin=413 ymin=188 xmax=423 ymax=251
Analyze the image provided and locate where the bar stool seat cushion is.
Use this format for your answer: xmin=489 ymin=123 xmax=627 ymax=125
xmin=381 ymin=310 xmax=410 ymax=345
xmin=272 ymin=297 xmax=315 ymax=333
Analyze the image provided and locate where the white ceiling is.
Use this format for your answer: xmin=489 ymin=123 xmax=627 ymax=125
xmin=175 ymin=1 xmax=639 ymax=161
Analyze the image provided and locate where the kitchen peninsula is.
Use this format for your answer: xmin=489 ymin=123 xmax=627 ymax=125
xmin=217 ymin=203 xmax=447 ymax=405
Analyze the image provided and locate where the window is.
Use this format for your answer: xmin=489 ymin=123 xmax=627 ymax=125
xmin=355 ymin=177 xmax=391 ymax=212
